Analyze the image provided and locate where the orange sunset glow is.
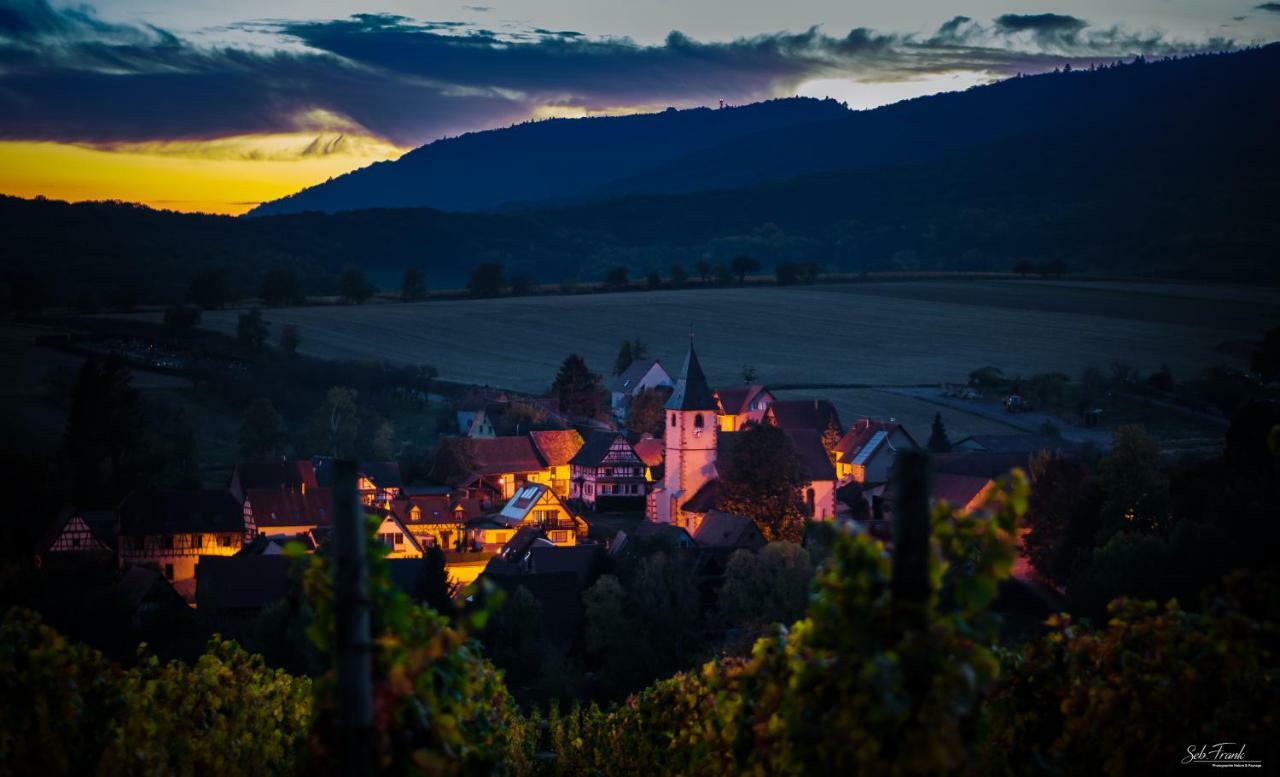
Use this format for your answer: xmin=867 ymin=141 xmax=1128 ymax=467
xmin=0 ymin=134 xmax=406 ymax=215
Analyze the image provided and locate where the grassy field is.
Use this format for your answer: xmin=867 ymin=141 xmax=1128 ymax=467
xmin=176 ymin=279 xmax=1277 ymax=440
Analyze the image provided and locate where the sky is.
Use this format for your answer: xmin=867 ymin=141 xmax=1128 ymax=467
xmin=1 ymin=0 xmax=1277 ymax=214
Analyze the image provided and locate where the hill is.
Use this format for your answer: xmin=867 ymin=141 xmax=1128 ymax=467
xmin=2 ymin=46 xmax=1278 ymax=311
xmin=245 ymin=97 xmax=850 ymax=217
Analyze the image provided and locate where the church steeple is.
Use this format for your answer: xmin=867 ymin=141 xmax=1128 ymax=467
xmin=666 ymin=337 xmax=717 ymax=411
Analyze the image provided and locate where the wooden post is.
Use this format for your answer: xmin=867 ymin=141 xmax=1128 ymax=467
xmin=333 ymin=459 xmax=373 ymax=776
xmin=891 ymin=450 xmax=931 ymax=631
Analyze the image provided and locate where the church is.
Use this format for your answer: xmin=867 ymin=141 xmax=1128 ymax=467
xmin=648 ymin=339 xmax=839 ymax=532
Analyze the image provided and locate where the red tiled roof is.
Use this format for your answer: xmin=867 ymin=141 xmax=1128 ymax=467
xmin=529 ymin=430 xmax=585 ymax=467
xmin=835 ymin=419 xmax=917 ymax=463
xmin=469 ymin=436 xmax=546 ymax=475
xmin=715 ymin=384 xmax=767 ymax=415
xmin=786 ymin=428 xmax=837 ymax=482
xmin=767 ymin=399 xmax=842 ymax=432
xmin=633 ymin=436 xmax=664 ymax=467
xmin=245 ymin=487 xmax=334 ymax=528
xmin=931 ymin=474 xmax=994 ymax=509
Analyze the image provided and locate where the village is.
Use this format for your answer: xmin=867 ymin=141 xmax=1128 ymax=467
xmin=36 ymin=336 xmax=1084 ymax=633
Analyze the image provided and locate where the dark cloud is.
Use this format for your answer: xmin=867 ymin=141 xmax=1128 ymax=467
xmin=1256 ymin=2 xmax=1280 ymax=12
xmin=0 ymin=1 xmax=1241 ymax=148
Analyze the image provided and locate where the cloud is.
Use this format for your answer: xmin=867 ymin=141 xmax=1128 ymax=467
xmin=0 ymin=0 xmax=1241 ymax=149
xmin=1256 ymin=2 xmax=1280 ymax=12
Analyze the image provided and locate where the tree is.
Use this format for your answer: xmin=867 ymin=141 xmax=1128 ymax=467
xmin=259 ymin=269 xmax=302 ymax=307
xmin=509 ymin=274 xmax=533 ymax=296
xmin=159 ymin=408 xmax=200 ymax=489
xmin=467 ymin=263 xmax=506 ymax=297
xmin=604 ymin=266 xmax=629 ymax=291
xmin=713 ymin=262 xmax=733 ymax=286
xmin=717 ymin=422 xmax=810 ymax=542
xmin=239 ymin=398 xmax=285 ymax=460
xmin=613 ymin=339 xmax=649 ymax=375
xmin=551 ymin=354 xmax=605 ymax=418
xmin=339 ymin=267 xmax=375 ymax=304
xmin=646 ymin=270 xmax=662 ymax=290
xmin=968 ymin=365 xmax=1005 ymax=388
xmin=716 ymin=542 xmax=813 ymax=633
xmin=236 ymin=309 xmax=268 ymax=354
xmin=401 ymin=268 xmax=427 ymax=301
xmin=62 ymin=355 xmax=142 ymax=503
xmin=694 ymin=260 xmax=712 ymax=284
xmin=1097 ymin=425 xmax=1170 ymax=536
xmin=1013 ymin=259 xmax=1036 ymax=277
xmin=432 ymin=437 xmax=477 ymax=485
xmin=1251 ymin=325 xmax=1280 ymax=383
xmin=741 ymin=364 xmax=758 ymax=383
xmin=730 ymin=254 xmax=761 ymax=283
xmin=187 ymin=269 xmax=232 ymax=309
xmin=1078 ymin=365 xmax=1107 ymax=409
xmin=1023 ymin=453 xmax=1097 ymax=586
xmin=669 ymin=264 xmax=688 ymax=287
xmin=927 ymin=413 xmax=952 ymax=452
xmin=162 ymin=304 xmax=201 ymax=337
xmin=413 ymin=546 xmax=456 ymax=619
xmin=278 ymin=324 xmax=301 ymax=356
xmin=626 ymin=387 xmax=668 ymax=438
xmin=776 ymin=261 xmax=800 ymax=286
xmin=311 ymin=387 xmax=360 ymax=458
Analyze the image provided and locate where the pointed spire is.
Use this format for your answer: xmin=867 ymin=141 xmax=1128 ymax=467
xmin=666 ymin=337 xmax=718 ymax=411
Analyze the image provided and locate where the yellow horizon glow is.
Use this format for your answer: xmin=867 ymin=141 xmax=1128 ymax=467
xmin=0 ymin=133 xmax=407 ymax=216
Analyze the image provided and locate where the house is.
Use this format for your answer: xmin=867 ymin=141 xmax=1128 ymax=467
xmin=633 ymin=435 xmax=665 ymax=481
xmin=783 ymin=428 xmax=840 ymax=519
xmin=610 ymin=358 xmax=673 ymax=421
xmin=834 ymin=419 xmax=919 ymax=484
xmin=529 ymin=429 xmax=585 ymax=498
xmin=313 ymin=458 xmax=403 ymax=507
xmin=467 ymin=482 xmax=587 ymax=550
xmin=195 ymin=555 xmax=294 ymax=615
xmin=37 ymin=506 xmax=117 ymax=562
xmin=229 ymin=460 xmax=317 ymax=503
xmin=609 ymin=522 xmax=694 ymax=556
xmin=691 ymin=511 xmax=766 ymax=550
xmin=117 ymin=489 xmax=247 ymax=597
xmin=569 ymin=431 xmax=649 ymax=510
xmin=451 ymin=435 xmax=548 ymax=502
xmin=242 ymin=486 xmax=334 ymax=536
xmin=389 ymin=486 xmax=483 ymax=550
xmin=715 ymin=384 xmax=775 ymax=431
xmin=456 ymin=406 xmax=497 ymax=437
xmin=372 ymin=511 xmax=425 ymax=558
xmin=111 ymin=566 xmax=191 ymax=627
xmin=931 ymin=473 xmax=998 ymax=514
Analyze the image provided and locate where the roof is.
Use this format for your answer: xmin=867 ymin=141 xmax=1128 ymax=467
xmin=836 ymin=419 xmax=917 ymax=464
xmin=692 ymin=511 xmax=766 ymax=549
xmin=118 ymin=490 xmax=243 ymax=536
xmin=195 ymin=555 xmax=294 ymax=611
xmin=231 ymin=461 xmax=317 ymax=495
xmin=527 ymin=545 xmax=604 ymax=583
xmin=238 ymin=532 xmax=317 ymax=555
xmin=953 ymin=434 xmax=1084 ymax=455
xmin=391 ymin=493 xmax=481 ymax=525
xmin=501 ymin=526 xmax=548 ymax=559
xmin=37 ymin=506 xmax=117 ymax=554
xmin=665 ymin=341 xmax=718 ymax=411
xmin=468 ymin=436 xmax=545 ymax=475
xmin=245 ymin=487 xmax=334 ymax=528
xmin=715 ymin=384 xmax=768 ymax=415
xmin=529 ymin=429 xmax=585 ymax=467
xmin=610 ymin=523 xmax=694 ymax=555
xmin=931 ymin=473 xmax=995 ymax=509
xmin=610 ymin=358 xmax=667 ymax=394
xmin=785 ymin=428 xmax=837 ymax=482
xmin=681 ymin=479 xmax=722 ymax=513
xmin=113 ymin=566 xmax=185 ymax=610
xmin=569 ymin=431 xmax=638 ymax=468
xmin=767 ymin=399 xmax=842 ymax=433
xmin=633 ymin=436 xmax=664 ymax=467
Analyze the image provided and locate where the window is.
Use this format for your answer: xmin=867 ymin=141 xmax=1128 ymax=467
xmin=219 ymin=535 xmax=232 ymax=547
xmin=549 ymin=530 xmax=569 ymax=543
xmin=604 ymin=467 xmax=613 ymax=477
xmin=164 ymin=564 xmax=174 ymax=580
xmin=410 ymin=506 xmax=422 ymax=520
xmin=586 ymin=484 xmax=594 ymax=496
xmin=807 ymin=488 xmax=816 ymax=516
xmin=694 ymin=414 xmax=704 ymax=428
xmin=393 ymin=533 xmax=404 ymax=546
xmin=193 ymin=534 xmax=203 ymax=548
xmin=71 ymin=537 xmax=81 ymax=548
xmin=670 ymin=414 xmax=677 ymax=427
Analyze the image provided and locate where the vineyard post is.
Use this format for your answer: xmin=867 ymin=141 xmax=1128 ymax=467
xmin=891 ymin=450 xmax=932 ymax=632
xmin=334 ymin=459 xmax=374 ymax=776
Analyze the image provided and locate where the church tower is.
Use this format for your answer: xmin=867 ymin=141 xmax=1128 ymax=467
xmin=651 ymin=338 xmax=718 ymax=530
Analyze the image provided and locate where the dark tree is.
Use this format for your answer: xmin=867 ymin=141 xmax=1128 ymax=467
xmin=432 ymin=437 xmax=478 ymax=485
xmin=1023 ymin=453 xmax=1096 ymax=586
xmin=340 ymin=267 xmax=375 ymax=304
xmin=927 ymin=413 xmax=952 ymax=453
xmin=717 ymin=422 xmax=810 ymax=543
xmin=646 ymin=270 xmax=662 ymax=290
xmin=730 ymin=254 xmax=761 ymax=283
xmin=551 ymin=354 xmax=605 ymax=419
xmin=776 ymin=261 xmax=800 ymax=286
xmin=188 ymin=269 xmax=233 ymax=309
xmin=509 ymin=274 xmax=533 ymax=296
xmin=236 ymin=309 xmax=268 ymax=353
xmin=694 ymin=260 xmax=712 ymax=284
xmin=1039 ymin=259 xmax=1068 ymax=278
xmin=741 ymin=364 xmax=758 ymax=383
xmin=401 ymin=267 xmax=428 ymax=301
xmin=614 ymin=339 xmax=649 ymax=375
xmin=279 ymin=324 xmax=301 ymax=356
xmin=1252 ymin=326 xmax=1280 ymax=383
xmin=801 ymin=261 xmax=821 ymax=284
xmin=467 ymin=263 xmax=506 ymax=297
xmin=413 ymin=546 xmax=456 ymax=619
xmin=239 ymin=398 xmax=286 ymax=460
xmin=604 ymin=266 xmax=630 ymax=291
xmin=160 ymin=408 xmax=200 ymax=489
xmin=669 ymin=264 xmax=688 ymax=287
xmin=162 ymin=304 xmax=201 ymax=337
xmin=62 ymin=355 xmax=142 ymax=503
xmin=1013 ymin=259 xmax=1036 ymax=277
xmin=259 ymin=269 xmax=302 ymax=307
xmin=626 ymin=386 xmax=668 ymax=438
xmin=713 ymin=263 xmax=733 ymax=286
